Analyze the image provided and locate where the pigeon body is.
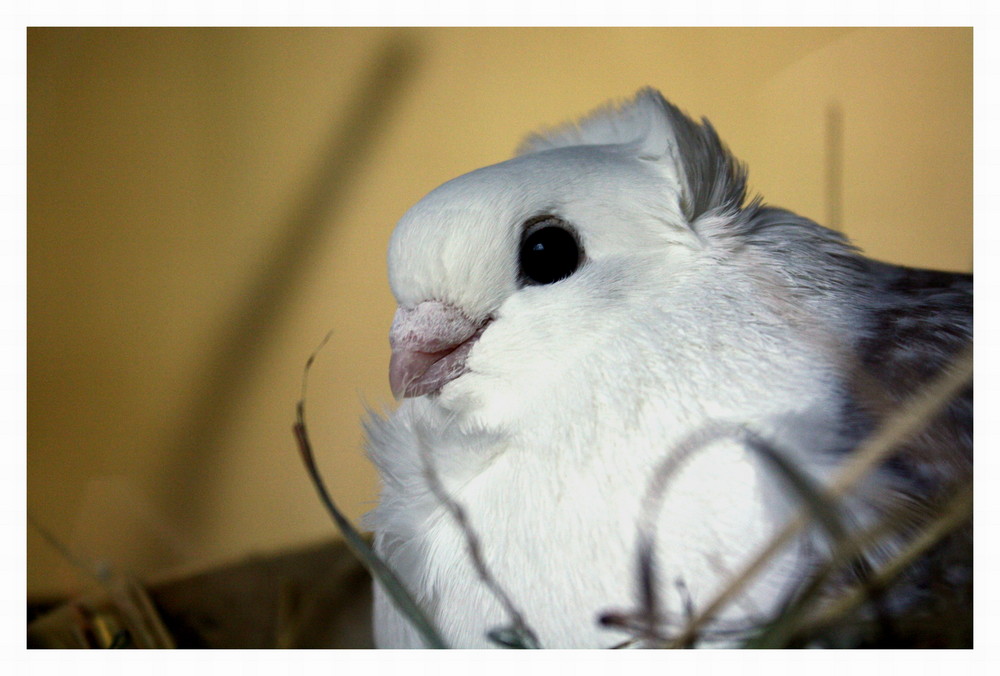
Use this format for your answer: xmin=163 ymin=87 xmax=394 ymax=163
xmin=364 ymin=90 xmax=972 ymax=648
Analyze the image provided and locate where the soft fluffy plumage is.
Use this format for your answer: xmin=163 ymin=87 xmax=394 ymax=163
xmin=364 ymin=89 xmax=972 ymax=648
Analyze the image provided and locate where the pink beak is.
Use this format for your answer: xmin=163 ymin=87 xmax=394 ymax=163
xmin=389 ymin=301 xmax=490 ymax=399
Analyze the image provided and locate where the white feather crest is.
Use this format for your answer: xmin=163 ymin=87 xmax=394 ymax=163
xmin=516 ymin=88 xmax=749 ymax=223
xmin=516 ymin=88 xmax=677 ymax=161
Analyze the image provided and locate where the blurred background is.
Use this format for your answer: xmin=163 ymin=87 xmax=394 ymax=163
xmin=27 ymin=27 xmax=972 ymax=642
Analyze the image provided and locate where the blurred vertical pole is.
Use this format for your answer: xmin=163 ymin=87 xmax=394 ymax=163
xmin=825 ymin=102 xmax=844 ymax=231
xmin=150 ymin=31 xmax=420 ymax=552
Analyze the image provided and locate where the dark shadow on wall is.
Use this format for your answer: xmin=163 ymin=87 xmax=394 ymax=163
xmin=150 ymin=31 xmax=422 ymax=551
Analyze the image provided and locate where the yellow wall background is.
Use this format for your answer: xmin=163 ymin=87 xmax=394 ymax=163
xmin=27 ymin=27 xmax=972 ymax=598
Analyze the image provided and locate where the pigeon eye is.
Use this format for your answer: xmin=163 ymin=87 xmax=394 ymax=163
xmin=518 ymin=217 xmax=583 ymax=286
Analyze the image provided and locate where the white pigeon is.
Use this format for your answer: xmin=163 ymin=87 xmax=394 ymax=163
xmin=364 ymin=89 xmax=972 ymax=648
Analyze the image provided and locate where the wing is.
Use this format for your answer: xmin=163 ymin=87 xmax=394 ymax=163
xmin=853 ymin=260 xmax=972 ymax=493
xmin=821 ymin=260 xmax=972 ymax=638
xmin=859 ymin=261 xmax=972 ymax=402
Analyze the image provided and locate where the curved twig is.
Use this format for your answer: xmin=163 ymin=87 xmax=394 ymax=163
xmin=294 ymin=332 xmax=448 ymax=649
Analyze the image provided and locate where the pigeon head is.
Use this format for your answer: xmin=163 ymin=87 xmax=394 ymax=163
xmin=385 ymin=89 xmax=749 ymax=413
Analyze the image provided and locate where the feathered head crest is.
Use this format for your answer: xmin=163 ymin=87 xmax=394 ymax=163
xmin=517 ymin=88 xmax=750 ymax=223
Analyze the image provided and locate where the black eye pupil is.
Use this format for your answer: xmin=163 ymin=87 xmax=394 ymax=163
xmin=519 ymin=222 xmax=582 ymax=285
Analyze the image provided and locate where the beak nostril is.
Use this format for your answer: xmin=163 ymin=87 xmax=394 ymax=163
xmin=390 ymin=300 xmax=480 ymax=351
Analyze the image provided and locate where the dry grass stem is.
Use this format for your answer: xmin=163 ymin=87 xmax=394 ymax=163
xmin=667 ymin=349 xmax=972 ymax=647
xmin=416 ymin=428 xmax=541 ymax=648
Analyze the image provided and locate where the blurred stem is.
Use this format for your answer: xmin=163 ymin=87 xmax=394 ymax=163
xmin=294 ymin=333 xmax=447 ymax=649
xmin=792 ymin=484 xmax=971 ymax=643
xmin=668 ymin=349 xmax=972 ymax=647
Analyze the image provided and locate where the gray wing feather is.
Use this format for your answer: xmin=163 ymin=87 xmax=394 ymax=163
xmin=854 ymin=260 xmax=972 ymax=493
